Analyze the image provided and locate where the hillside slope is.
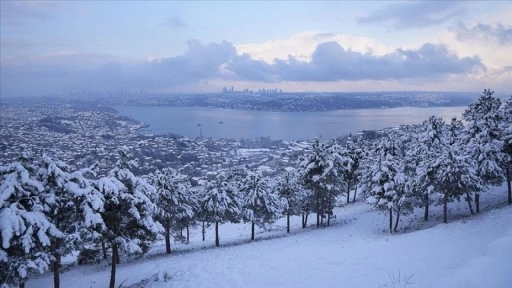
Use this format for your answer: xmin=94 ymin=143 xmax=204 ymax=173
xmin=27 ymin=188 xmax=512 ymax=288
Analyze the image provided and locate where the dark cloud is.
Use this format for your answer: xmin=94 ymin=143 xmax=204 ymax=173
xmin=357 ymin=1 xmax=466 ymax=29
xmin=454 ymin=22 xmax=512 ymax=45
xmin=228 ymin=42 xmax=485 ymax=82
xmin=164 ymin=16 xmax=187 ymax=29
xmin=146 ymin=40 xmax=236 ymax=82
xmin=228 ymin=54 xmax=276 ymax=82
xmin=0 ymin=40 xmax=486 ymax=97
xmin=0 ymin=40 xmax=238 ymax=97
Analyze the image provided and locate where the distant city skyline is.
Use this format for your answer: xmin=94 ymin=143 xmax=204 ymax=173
xmin=1 ymin=1 xmax=511 ymax=97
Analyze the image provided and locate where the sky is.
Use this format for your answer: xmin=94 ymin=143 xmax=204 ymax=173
xmin=1 ymin=1 xmax=511 ymax=97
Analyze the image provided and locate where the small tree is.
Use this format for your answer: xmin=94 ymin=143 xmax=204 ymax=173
xmin=1 ymin=153 xmax=61 ymax=288
xmin=275 ymin=168 xmax=307 ymax=233
xmin=362 ymin=133 xmax=414 ymax=233
xmin=499 ymin=95 xmax=512 ymax=204
xmin=93 ymin=149 xmax=163 ymax=288
xmin=146 ymin=168 xmax=195 ymax=254
xmin=37 ymin=155 xmax=104 ymax=288
xmin=414 ymin=116 xmax=445 ymax=221
xmin=240 ymin=171 xmax=282 ymax=240
xmin=437 ymin=118 xmax=483 ymax=223
xmin=199 ymin=172 xmax=240 ymax=247
xmin=298 ymin=138 xmax=334 ymax=227
xmin=461 ymin=89 xmax=504 ymax=212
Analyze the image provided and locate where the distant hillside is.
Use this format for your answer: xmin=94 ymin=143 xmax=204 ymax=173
xmin=2 ymin=91 xmax=477 ymax=112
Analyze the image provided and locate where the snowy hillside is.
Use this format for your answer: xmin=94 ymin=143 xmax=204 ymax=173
xmin=26 ymin=186 xmax=512 ymax=288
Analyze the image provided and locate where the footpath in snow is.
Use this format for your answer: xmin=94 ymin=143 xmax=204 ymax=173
xmin=27 ymin=186 xmax=512 ymax=288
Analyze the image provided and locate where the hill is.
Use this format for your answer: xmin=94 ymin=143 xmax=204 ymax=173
xmin=26 ymin=185 xmax=512 ymax=288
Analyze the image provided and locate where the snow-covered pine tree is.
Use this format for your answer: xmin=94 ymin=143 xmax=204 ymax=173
xmin=93 ymin=149 xmax=163 ymax=288
xmin=298 ymin=138 xmax=334 ymax=227
xmin=322 ymin=140 xmax=353 ymax=225
xmin=461 ymin=89 xmax=504 ymax=212
xmin=275 ymin=168 xmax=308 ymax=233
xmin=198 ymin=172 xmax=240 ymax=247
xmin=501 ymin=95 xmax=512 ymax=204
xmin=361 ymin=132 xmax=414 ymax=233
xmin=414 ymin=116 xmax=446 ymax=221
xmin=240 ymin=171 xmax=282 ymax=240
xmin=435 ymin=118 xmax=483 ymax=223
xmin=344 ymin=139 xmax=363 ymax=203
xmin=146 ymin=168 xmax=195 ymax=254
xmin=1 ymin=153 xmax=61 ymax=288
xmin=497 ymin=95 xmax=512 ymax=199
xmin=37 ymin=154 xmax=104 ymax=288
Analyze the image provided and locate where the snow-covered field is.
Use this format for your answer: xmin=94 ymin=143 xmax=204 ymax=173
xmin=27 ymin=186 xmax=512 ymax=288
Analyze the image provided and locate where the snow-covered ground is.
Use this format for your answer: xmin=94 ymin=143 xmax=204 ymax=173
xmin=27 ymin=186 xmax=512 ymax=288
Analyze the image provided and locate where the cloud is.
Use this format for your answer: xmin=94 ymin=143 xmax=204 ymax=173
xmin=163 ymin=16 xmax=187 ymax=29
xmin=454 ymin=22 xmax=512 ymax=45
xmin=357 ymin=1 xmax=466 ymax=29
xmin=236 ymin=31 xmax=393 ymax=64
xmin=228 ymin=42 xmax=485 ymax=82
xmin=0 ymin=39 xmax=489 ymax=97
xmin=0 ymin=40 xmax=238 ymax=97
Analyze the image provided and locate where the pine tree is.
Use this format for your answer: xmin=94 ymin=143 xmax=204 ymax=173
xmin=344 ymin=139 xmax=363 ymax=203
xmin=37 ymin=154 xmax=104 ymax=288
xmin=298 ymin=138 xmax=334 ymax=227
xmin=461 ymin=89 xmax=504 ymax=212
xmin=414 ymin=116 xmax=446 ymax=221
xmin=361 ymin=132 xmax=414 ymax=232
xmin=93 ymin=149 xmax=163 ymax=288
xmin=198 ymin=172 xmax=240 ymax=247
xmin=499 ymin=95 xmax=512 ymax=204
xmin=275 ymin=168 xmax=308 ymax=233
xmin=146 ymin=168 xmax=195 ymax=253
xmin=1 ymin=153 xmax=61 ymax=288
xmin=436 ymin=118 xmax=483 ymax=223
xmin=240 ymin=171 xmax=282 ymax=240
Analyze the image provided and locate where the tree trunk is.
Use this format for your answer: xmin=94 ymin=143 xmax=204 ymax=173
xmin=327 ymin=195 xmax=331 ymax=227
xmin=393 ymin=207 xmax=401 ymax=233
xmin=466 ymin=192 xmax=474 ymax=214
xmin=321 ymin=196 xmax=325 ymax=227
xmin=507 ymin=167 xmax=511 ymax=205
xmin=165 ymin=226 xmax=171 ymax=254
xmin=443 ymin=193 xmax=448 ymax=224
xmin=215 ymin=221 xmax=220 ymax=247
xmin=352 ymin=185 xmax=358 ymax=202
xmin=302 ymin=212 xmax=308 ymax=229
xmin=115 ymin=245 xmax=120 ymax=265
xmin=20 ymin=281 xmax=25 ymax=288
xmin=53 ymin=251 xmax=61 ymax=288
xmin=186 ymin=225 xmax=190 ymax=243
xmin=202 ymin=221 xmax=206 ymax=241
xmin=475 ymin=193 xmax=480 ymax=213
xmin=251 ymin=222 xmax=255 ymax=241
xmin=389 ymin=207 xmax=393 ymax=233
xmin=101 ymin=237 xmax=107 ymax=260
xmin=109 ymin=242 xmax=118 ymax=288
xmin=346 ymin=185 xmax=350 ymax=204
xmin=316 ymin=193 xmax=320 ymax=227
xmin=286 ymin=211 xmax=290 ymax=233
xmin=424 ymin=193 xmax=429 ymax=221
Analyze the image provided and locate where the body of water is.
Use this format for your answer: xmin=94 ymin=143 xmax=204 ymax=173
xmin=115 ymin=106 xmax=467 ymax=140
